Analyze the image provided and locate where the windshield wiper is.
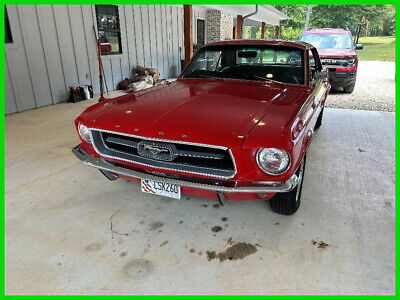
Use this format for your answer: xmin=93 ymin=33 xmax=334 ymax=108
xmin=244 ymin=74 xmax=286 ymax=88
xmin=197 ymin=74 xmax=222 ymax=80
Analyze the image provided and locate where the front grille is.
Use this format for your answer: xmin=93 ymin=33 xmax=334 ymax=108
xmin=320 ymin=57 xmax=354 ymax=67
xmin=320 ymin=58 xmax=343 ymax=66
xmin=108 ymin=160 xmax=237 ymax=188
xmin=91 ymin=129 xmax=236 ymax=179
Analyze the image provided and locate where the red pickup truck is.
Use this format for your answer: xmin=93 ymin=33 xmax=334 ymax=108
xmin=73 ymin=40 xmax=330 ymax=215
xmin=300 ymin=28 xmax=363 ymax=93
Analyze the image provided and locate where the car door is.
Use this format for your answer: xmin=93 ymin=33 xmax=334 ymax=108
xmin=309 ymin=47 xmax=329 ymax=109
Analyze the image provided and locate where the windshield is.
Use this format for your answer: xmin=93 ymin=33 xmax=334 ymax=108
xmin=181 ymin=45 xmax=305 ymax=85
xmin=300 ymin=34 xmax=354 ymax=50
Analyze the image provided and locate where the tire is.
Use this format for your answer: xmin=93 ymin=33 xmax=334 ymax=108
xmin=269 ymin=155 xmax=306 ymax=215
xmin=343 ymin=81 xmax=356 ymax=93
xmin=315 ymin=107 xmax=324 ymax=130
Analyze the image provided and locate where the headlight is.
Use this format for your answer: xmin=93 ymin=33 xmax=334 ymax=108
xmin=346 ymin=57 xmax=356 ymax=66
xmin=78 ymin=123 xmax=91 ymax=143
xmin=256 ymin=148 xmax=290 ymax=175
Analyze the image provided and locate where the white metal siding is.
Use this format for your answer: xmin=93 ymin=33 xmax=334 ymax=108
xmin=5 ymin=5 xmax=184 ymax=114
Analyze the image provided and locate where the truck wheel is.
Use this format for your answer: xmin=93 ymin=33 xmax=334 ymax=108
xmin=315 ymin=107 xmax=324 ymax=130
xmin=343 ymin=82 xmax=356 ymax=93
xmin=269 ymin=155 xmax=306 ymax=215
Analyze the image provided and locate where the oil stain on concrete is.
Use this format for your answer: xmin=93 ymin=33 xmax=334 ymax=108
xmin=123 ymin=259 xmax=153 ymax=279
xmin=207 ymin=242 xmax=257 ymax=262
xmin=149 ymin=221 xmax=164 ymax=231
xmin=85 ymin=242 xmax=102 ymax=252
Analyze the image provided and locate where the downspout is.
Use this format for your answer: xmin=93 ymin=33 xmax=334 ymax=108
xmin=241 ymin=5 xmax=259 ymax=39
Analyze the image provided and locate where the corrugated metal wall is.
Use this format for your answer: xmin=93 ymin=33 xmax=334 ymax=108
xmin=5 ymin=5 xmax=184 ymax=114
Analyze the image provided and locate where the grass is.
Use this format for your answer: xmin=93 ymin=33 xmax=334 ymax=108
xmin=356 ymin=36 xmax=395 ymax=61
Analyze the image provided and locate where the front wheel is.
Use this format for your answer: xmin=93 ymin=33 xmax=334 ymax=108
xmin=269 ymin=155 xmax=306 ymax=215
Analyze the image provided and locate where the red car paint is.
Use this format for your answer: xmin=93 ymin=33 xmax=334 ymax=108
xmin=317 ymin=48 xmax=358 ymax=72
xmin=300 ymin=28 xmax=361 ymax=90
xmin=100 ymin=42 xmax=112 ymax=54
xmin=74 ymin=40 xmax=330 ymax=201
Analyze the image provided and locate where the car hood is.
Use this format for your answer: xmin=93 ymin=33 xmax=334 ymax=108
xmin=80 ymin=79 xmax=287 ymax=148
xmin=317 ymin=48 xmax=357 ymax=57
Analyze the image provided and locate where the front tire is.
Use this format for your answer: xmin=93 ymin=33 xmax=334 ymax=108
xmin=269 ymin=155 xmax=306 ymax=215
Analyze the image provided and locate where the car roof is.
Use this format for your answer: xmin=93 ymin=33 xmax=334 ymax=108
xmin=302 ymin=28 xmax=351 ymax=35
xmin=205 ymin=39 xmax=313 ymax=50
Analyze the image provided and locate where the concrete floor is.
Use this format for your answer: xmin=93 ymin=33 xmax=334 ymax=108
xmin=5 ymin=94 xmax=395 ymax=295
xmin=327 ymin=61 xmax=395 ymax=112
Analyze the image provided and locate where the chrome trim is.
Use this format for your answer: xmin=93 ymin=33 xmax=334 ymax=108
xmin=90 ymin=130 xmax=237 ymax=179
xmin=105 ymin=135 xmax=224 ymax=160
xmin=105 ymin=136 xmax=138 ymax=148
xmin=174 ymin=151 xmax=224 ymax=159
xmin=89 ymin=127 xmax=228 ymax=150
xmin=229 ymin=149 xmax=237 ymax=180
xmin=73 ymin=145 xmax=299 ymax=193
xmin=256 ymin=148 xmax=291 ymax=176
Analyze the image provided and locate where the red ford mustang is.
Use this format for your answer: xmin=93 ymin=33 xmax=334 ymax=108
xmin=73 ymin=40 xmax=330 ymax=215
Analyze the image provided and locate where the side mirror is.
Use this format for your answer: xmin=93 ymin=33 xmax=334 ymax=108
xmin=315 ymin=69 xmax=328 ymax=82
xmin=356 ymin=43 xmax=363 ymax=50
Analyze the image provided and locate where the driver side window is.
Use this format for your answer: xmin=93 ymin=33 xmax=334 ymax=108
xmin=191 ymin=50 xmax=222 ymax=72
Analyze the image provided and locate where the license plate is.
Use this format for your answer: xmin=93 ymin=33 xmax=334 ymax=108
xmin=141 ymin=179 xmax=181 ymax=199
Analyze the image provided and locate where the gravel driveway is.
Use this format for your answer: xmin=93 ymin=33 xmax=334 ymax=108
xmin=326 ymin=61 xmax=395 ymax=112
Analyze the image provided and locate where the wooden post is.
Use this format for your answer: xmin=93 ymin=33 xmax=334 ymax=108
xmin=236 ymin=15 xmax=243 ymax=39
xmin=261 ymin=22 xmax=266 ymax=39
xmin=183 ymin=5 xmax=193 ymax=66
xmin=274 ymin=26 xmax=280 ymax=39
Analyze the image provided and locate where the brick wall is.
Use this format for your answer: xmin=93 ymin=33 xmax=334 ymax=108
xmin=220 ymin=11 xmax=233 ymax=41
xmin=206 ymin=10 xmax=233 ymax=43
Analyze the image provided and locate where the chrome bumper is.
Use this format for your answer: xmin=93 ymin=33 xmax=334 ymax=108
xmin=72 ymin=145 xmax=299 ymax=194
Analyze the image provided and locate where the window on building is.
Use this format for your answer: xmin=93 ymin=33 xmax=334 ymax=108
xmin=5 ymin=7 xmax=13 ymax=43
xmin=95 ymin=5 xmax=122 ymax=55
xmin=196 ymin=19 xmax=205 ymax=46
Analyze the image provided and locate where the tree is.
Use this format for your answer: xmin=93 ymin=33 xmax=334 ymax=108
xmin=274 ymin=5 xmax=308 ymax=39
xmin=273 ymin=5 xmax=394 ymax=39
xmin=304 ymin=5 xmax=313 ymax=30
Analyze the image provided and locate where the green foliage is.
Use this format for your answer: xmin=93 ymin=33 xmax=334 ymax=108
xmin=309 ymin=5 xmax=394 ymax=37
xmin=275 ymin=5 xmax=308 ymax=40
xmin=357 ymin=36 xmax=395 ymax=61
xmin=380 ymin=6 xmax=395 ymax=36
xmin=280 ymin=27 xmax=304 ymax=40
xmin=276 ymin=5 xmax=307 ymax=31
xmin=244 ymin=24 xmax=302 ymax=40
xmin=244 ymin=26 xmax=261 ymax=39
xmin=273 ymin=5 xmax=395 ymax=39
xmin=242 ymin=6 xmax=395 ymax=62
